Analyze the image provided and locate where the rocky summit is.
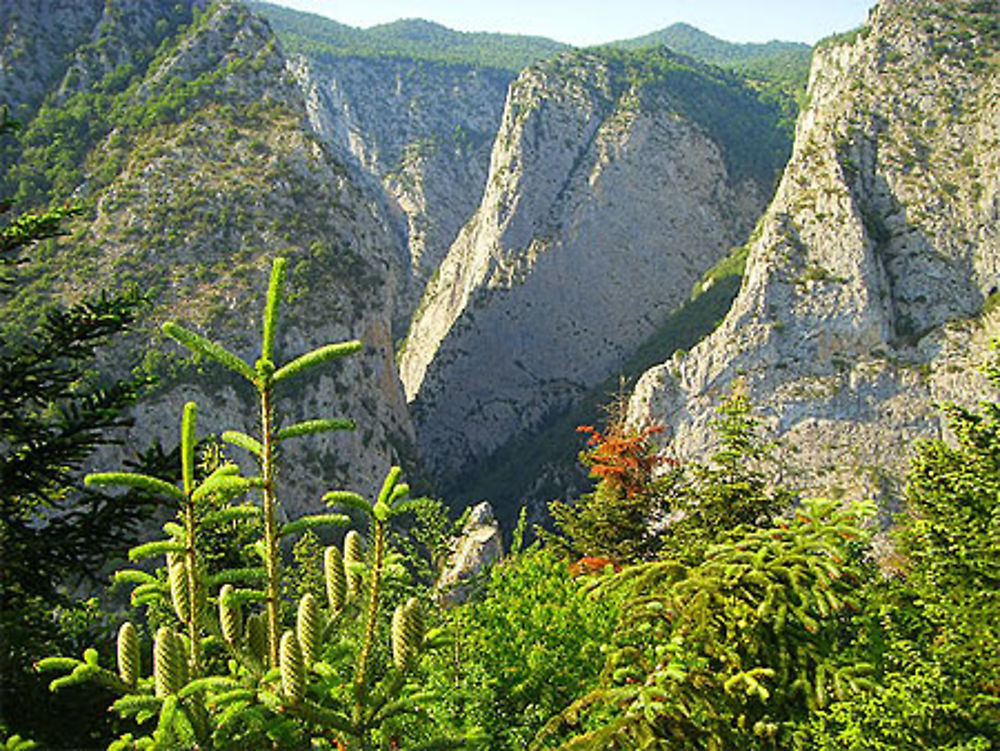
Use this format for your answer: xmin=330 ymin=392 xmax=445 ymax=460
xmin=628 ymin=0 xmax=1000 ymax=502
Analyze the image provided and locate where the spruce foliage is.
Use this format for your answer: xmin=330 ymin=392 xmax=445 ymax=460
xmin=37 ymin=259 xmax=467 ymax=749
xmin=0 ymin=107 xmax=160 ymax=747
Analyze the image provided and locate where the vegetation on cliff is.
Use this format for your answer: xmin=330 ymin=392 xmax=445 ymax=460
xmin=247 ymin=1 xmax=567 ymax=72
xmin=2 ymin=2 xmax=998 ymax=749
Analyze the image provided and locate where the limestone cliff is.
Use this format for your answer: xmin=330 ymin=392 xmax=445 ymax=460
xmin=628 ymin=0 xmax=1000 ymax=501
xmin=284 ymin=55 xmax=512 ymax=312
xmin=1 ymin=0 xmax=416 ymax=511
xmin=400 ymin=48 xmax=790 ymax=491
xmin=0 ymin=0 xmax=106 ymax=118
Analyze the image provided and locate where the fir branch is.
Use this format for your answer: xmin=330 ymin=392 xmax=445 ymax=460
xmin=322 ymin=490 xmax=371 ymax=515
xmin=276 ymin=418 xmax=356 ymax=440
xmin=200 ymin=505 xmax=262 ymax=526
xmin=190 ymin=475 xmax=260 ymax=504
xmin=128 ymin=540 xmax=186 ymax=561
xmin=162 ymin=322 xmax=257 ymax=383
xmin=85 ymin=472 xmax=183 ymax=500
xmin=271 ymin=340 xmax=362 ymax=385
xmin=181 ymin=402 xmax=197 ymax=497
xmin=221 ymin=430 xmax=262 ymax=457
xmin=279 ymin=514 xmax=350 ymax=538
xmin=261 ymin=258 xmax=286 ymax=363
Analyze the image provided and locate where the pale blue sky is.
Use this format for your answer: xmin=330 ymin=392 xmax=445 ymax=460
xmin=267 ymin=0 xmax=877 ymax=46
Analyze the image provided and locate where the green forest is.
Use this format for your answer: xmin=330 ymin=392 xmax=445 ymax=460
xmin=2 ymin=181 xmax=998 ymax=748
xmin=2 ymin=0 xmax=999 ymax=749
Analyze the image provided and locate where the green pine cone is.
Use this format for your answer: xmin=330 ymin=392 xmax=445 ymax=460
xmin=117 ymin=621 xmax=140 ymax=690
xmin=192 ymin=569 xmax=207 ymax=626
xmin=219 ymin=584 xmax=241 ymax=646
xmin=404 ymin=597 xmax=424 ymax=650
xmin=246 ymin=611 xmax=267 ymax=664
xmin=176 ymin=633 xmax=189 ymax=687
xmin=296 ymin=593 xmax=321 ymax=667
xmin=391 ymin=598 xmax=423 ymax=670
xmin=280 ymin=630 xmax=305 ymax=705
xmin=153 ymin=627 xmax=182 ymax=697
xmin=324 ymin=545 xmax=346 ymax=613
xmin=344 ymin=530 xmax=364 ymax=601
xmin=167 ymin=554 xmax=190 ymax=624
xmin=391 ymin=603 xmax=410 ymax=669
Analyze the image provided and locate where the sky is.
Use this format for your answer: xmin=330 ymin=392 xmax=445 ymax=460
xmin=266 ymin=0 xmax=877 ymax=47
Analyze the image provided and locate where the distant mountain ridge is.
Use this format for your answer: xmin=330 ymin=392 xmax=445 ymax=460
xmin=609 ymin=22 xmax=812 ymax=89
xmin=249 ymin=2 xmax=814 ymax=87
xmin=246 ymin=1 xmax=568 ymax=71
xmin=610 ymin=22 xmax=810 ymax=64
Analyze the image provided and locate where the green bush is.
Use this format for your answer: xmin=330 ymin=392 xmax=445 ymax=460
xmin=425 ymin=548 xmax=622 ymax=749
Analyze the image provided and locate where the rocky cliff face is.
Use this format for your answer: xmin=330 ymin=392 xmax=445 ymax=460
xmin=628 ymin=0 xmax=1000 ymax=501
xmin=286 ymin=55 xmax=512 ymax=313
xmin=400 ymin=48 xmax=789 ymax=492
xmin=1 ymin=0 xmax=417 ymax=511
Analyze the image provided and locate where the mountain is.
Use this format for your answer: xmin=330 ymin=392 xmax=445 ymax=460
xmin=249 ymin=2 xmax=561 ymax=319
xmin=627 ymin=0 xmax=1000 ymax=502
xmin=398 ymin=47 xmax=793 ymax=507
xmin=246 ymin=2 xmax=568 ymax=71
xmin=610 ymin=22 xmax=813 ymax=93
xmin=284 ymin=54 xmax=511 ymax=312
xmin=0 ymin=0 xmax=417 ymax=509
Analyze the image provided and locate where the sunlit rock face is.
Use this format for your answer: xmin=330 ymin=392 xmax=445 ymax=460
xmin=400 ymin=48 xmax=783 ymax=490
xmin=628 ymin=0 xmax=1000 ymax=502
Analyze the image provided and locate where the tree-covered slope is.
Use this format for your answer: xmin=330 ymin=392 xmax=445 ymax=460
xmin=0 ymin=0 xmax=417 ymax=506
xmin=247 ymin=1 xmax=568 ymax=71
xmin=611 ymin=21 xmax=812 ymax=85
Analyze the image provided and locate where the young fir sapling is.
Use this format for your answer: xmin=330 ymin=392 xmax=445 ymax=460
xmin=36 ymin=257 xmax=455 ymax=749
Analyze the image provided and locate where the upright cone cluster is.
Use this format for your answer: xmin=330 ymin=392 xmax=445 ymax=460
xmin=167 ymin=554 xmax=190 ymax=623
xmin=246 ymin=612 xmax=268 ymax=664
xmin=154 ymin=627 xmax=184 ymax=697
xmin=117 ymin=622 xmax=139 ymax=690
xmin=391 ymin=597 xmax=424 ymax=670
xmin=297 ymin=593 xmax=321 ymax=667
xmin=344 ymin=531 xmax=364 ymax=601
xmin=280 ymin=630 xmax=305 ymax=705
xmin=219 ymin=584 xmax=242 ymax=646
xmin=324 ymin=545 xmax=346 ymax=614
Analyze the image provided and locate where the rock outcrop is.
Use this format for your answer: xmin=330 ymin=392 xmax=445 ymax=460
xmin=285 ymin=55 xmax=513 ymax=314
xmin=400 ymin=48 xmax=790 ymax=492
xmin=1 ymin=0 xmax=417 ymax=511
xmin=628 ymin=0 xmax=1000 ymax=501
xmin=436 ymin=501 xmax=503 ymax=604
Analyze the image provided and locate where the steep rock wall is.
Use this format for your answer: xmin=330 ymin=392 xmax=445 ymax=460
xmin=401 ymin=49 xmax=786 ymax=490
xmin=285 ymin=55 xmax=512 ymax=311
xmin=1 ymin=0 xmax=417 ymax=511
xmin=628 ymin=0 xmax=1000 ymax=501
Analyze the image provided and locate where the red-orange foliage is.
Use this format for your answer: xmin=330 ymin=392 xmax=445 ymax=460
xmin=576 ymin=424 xmax=671 ymax=498
xmin=568 ymin=555 xmax=620 ymax=577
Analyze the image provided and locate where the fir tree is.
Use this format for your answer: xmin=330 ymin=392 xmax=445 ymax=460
xmin=0 ymin=107 xmax=159 ymax=746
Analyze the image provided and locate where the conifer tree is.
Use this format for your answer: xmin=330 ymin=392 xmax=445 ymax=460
xmin=536 ymin=389 xmax=869 ymax=750
xmin=0 ymin=106 xmax=161 ymax=746
xmin=38 ymin=258 xmax=468 ymax=749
